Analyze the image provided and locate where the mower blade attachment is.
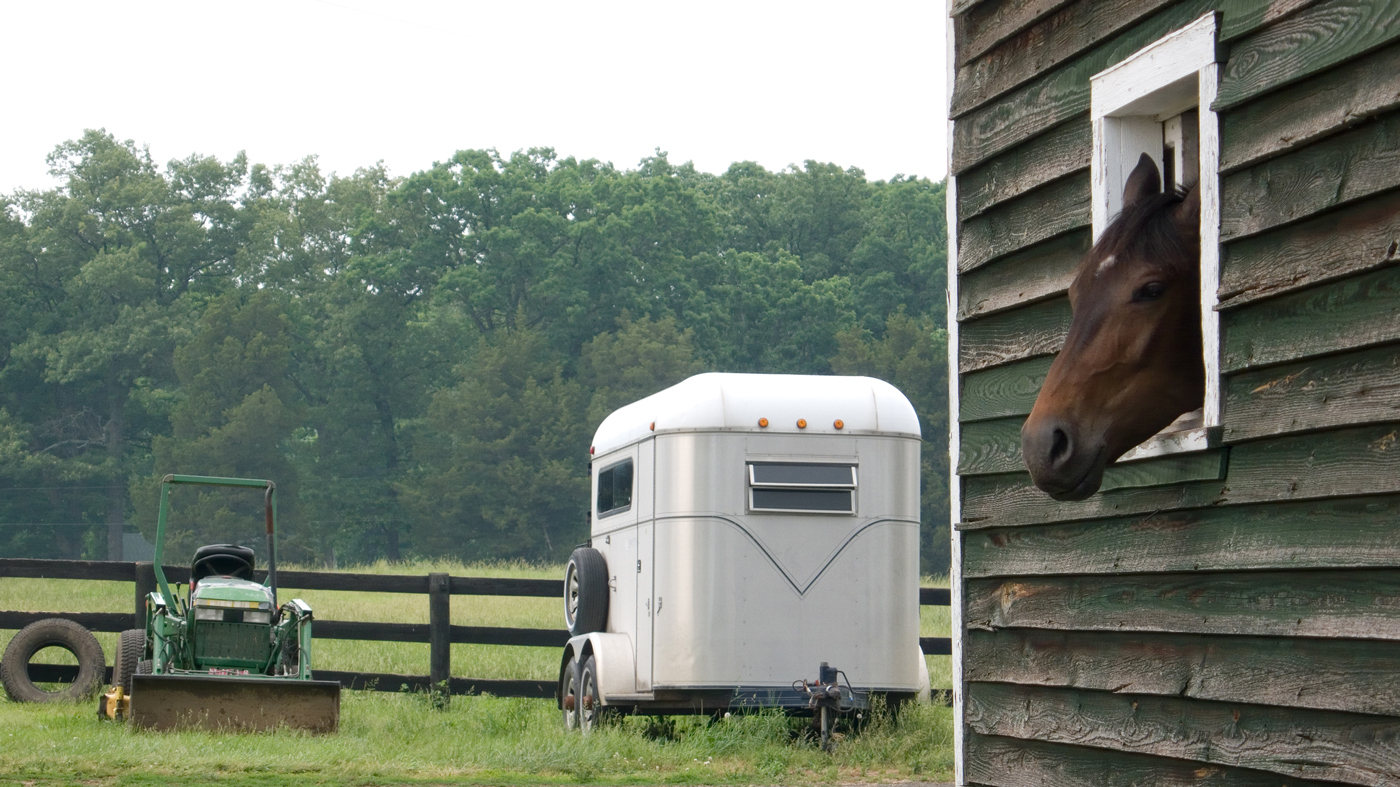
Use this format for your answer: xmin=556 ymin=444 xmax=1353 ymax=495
xmin=130 ymin=674 xmax=341 ymax=732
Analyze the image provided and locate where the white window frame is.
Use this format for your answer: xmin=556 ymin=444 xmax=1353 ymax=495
xmin=1090 ymin=13 xmax=1223 ymax=462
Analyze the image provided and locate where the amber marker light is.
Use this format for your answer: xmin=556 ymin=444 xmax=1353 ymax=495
xmin=797 ymin=418 xmax=807 ymax=429
xmin=834 ymin=419 xmax=844 ymax=430
xmin=649 ymin=421 xmax=656 ymax=431
xmin=758 ymin=417 xmax=769 ymax=428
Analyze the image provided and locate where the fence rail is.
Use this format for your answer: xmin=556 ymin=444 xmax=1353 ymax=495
xmin=1 ymin=558 xmax=952 ymax=700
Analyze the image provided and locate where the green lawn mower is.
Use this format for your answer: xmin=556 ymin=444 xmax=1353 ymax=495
xmin=98 ymin=474 xmax=340 ymax=731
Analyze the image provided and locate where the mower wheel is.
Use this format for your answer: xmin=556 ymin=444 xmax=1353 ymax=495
xmin=564 ymin=547 xmax=608 ymax=636
xmin=113 ymin=629 xmax=145 ymax=693
xmin=0 ymin=618 xmax=106 ymax=702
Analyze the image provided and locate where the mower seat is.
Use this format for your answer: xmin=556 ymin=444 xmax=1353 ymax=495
xmin=191 ymin=544 xmax=256 ymax=584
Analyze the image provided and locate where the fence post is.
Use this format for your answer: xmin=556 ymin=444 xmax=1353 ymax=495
xmin=428 ymin=572 xmax=450 ymax=708
xmin=134 ymin=562 xmax=155 ymax=630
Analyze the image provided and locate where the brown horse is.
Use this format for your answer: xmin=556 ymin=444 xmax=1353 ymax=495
xmin=1021 ymin=153 xmax=1204 ymax=500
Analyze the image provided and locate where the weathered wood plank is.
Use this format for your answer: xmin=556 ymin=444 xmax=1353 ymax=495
xmin=313 ymin=620 xmax=568 ymax=647
xmin=963 ymin=442 xmax=1226 ymax=484
xmin=957 ymin=120 xmax=1090 ymax=219
xmin=1221 ymin=111 xmax=1400 ymax=241
xmin=966 ymin=568 xmax=1400 ymax=640
xmin=1215 ymin=0 xmax=1400 ymax=111
xmin=1225 ymin=421 xmax=1400 ymax=500
xmin=952 ymin=0 xmax=1177 ymax=118
xmin=0 ymin=558 xmax=135 ymax=582
xmin=1219 ymin=0 xmax=1325 ymax=42
xmin=966 ymin=628 xmax=1400 ymax=718
xmin=966 ymin=733 xmax=1340 ymax=787
xmin=958 ymin=173 xmax=1090 ymax=273
xmin=952 ymin=0 xmax=1213 ymax=174
xmin=1224 ymin=344 xmax=1400 ymax=442
xmin=963 ymin=494 xmax=1400 ymax=576
xmin=0 ymin=611 xmax=133 ymax=633
xmin=960 ymin=297 xmax=1071 ymax=373
xmin=1220 ymin=42 xmax=1400 ymax=173
xmin=959 ymin=356 xmax=1054 ymax=423
xmin=920 ymin=587 xmax=952 ymax=606
xmin=957 ymin=231 xmax=1087 ymax=321
xmin=1100 ymin=449 xmax=1227 ymax=491
xmin=954 ymin=0 xmax=1074 ymax=67
xmin=959 ymin=416 xmax=1026 ymax=476
xmin=1218 ymin=186 xmax=1400 ymax=308
xmin=960 ymin=472 xmax=1226 ymax=529
xmin=967 ymin=683 xmax=1400 ymax=785
xmin=1221 ymin=264 xmax=1400 ymax=372
xmin=962 ymin=423 xmax=1400 ymax=528
xmin=315 ymin=670 xmax=556 ymax=698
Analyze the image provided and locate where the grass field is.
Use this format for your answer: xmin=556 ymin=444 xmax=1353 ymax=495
xmin=0 ymin=561 xmax=954 ymax=785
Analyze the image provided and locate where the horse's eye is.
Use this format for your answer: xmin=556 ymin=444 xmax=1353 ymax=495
xmin=1134 ymin=282 xmax=1166 ymax=302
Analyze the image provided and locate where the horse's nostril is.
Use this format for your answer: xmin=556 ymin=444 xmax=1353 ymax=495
xmin=1049 ymin=428 xmax=1071 ymax=465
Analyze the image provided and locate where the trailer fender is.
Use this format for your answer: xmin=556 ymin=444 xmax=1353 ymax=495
xmin=562 ymin=632 xmax=634 ymax=705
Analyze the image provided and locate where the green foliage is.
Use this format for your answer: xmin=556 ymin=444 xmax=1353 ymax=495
xmin=0 ymin=131 xmax=952 ymax=574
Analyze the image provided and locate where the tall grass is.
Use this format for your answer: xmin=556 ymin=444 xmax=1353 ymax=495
xmin=0 ymin=561 xmax=954 ymax=784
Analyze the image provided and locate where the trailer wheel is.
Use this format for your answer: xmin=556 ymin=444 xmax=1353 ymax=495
xmin=0 ymin=618 xmax=106 ymax=702
xmin=565 ymin=547 xmax=608 ymax=636
xmin=113 ymin=629 xmax=145 ymax=693
xmin=561 ymin=654 xmax=580 ymax=730
xmin=578 ymin=655 xmax=610 ymax=732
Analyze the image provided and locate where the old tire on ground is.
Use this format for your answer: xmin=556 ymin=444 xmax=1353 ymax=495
xmin=113 ymin=629 xmax=145 ymax=693
xmin=0 ymin=618 xmax=106 ymax=702
xmin=564 ymin=547 xmax=608 ymax=636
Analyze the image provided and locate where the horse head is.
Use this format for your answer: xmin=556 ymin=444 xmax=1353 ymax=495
xmin=1020 ymin=153 xmax=1204 ymax=500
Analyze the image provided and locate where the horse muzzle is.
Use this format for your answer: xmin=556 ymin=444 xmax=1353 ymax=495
xmin=1020 ymin=417 xmax=1108 ymax=501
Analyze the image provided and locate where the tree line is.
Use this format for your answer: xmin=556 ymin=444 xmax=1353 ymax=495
xmin=0 ymin=130 xmax=951 ymax=574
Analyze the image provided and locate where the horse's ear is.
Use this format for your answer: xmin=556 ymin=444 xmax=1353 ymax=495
xmin=1122 ymin=153 xmax=1160 ymax=210
xmin=1172 ymin=183 xmax=1202 ymax=236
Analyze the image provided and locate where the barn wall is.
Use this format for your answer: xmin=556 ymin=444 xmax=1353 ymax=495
xmin=949 ymin=0 xmax=1400 ymax=784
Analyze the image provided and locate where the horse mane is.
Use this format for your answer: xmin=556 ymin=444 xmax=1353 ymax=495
xmin=1092 ymin=186 xmax=1195 ymax=276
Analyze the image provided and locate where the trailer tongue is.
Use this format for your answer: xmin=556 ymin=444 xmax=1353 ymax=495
xmin=100 ymin=475 xmax=340 ymax=732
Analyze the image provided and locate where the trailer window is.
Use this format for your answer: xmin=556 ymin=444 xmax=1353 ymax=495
xmin=748 ymin=462 xmax=856 ymax=513
xmin=596 ymin=459 xmax=633 ymax=517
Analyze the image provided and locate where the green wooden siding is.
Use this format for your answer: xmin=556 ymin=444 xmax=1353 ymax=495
xmin=951 ymin=1 xmax=1400 ymax=783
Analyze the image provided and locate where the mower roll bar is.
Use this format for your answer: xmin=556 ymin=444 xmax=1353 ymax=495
xmin=151 ymin=475 xmax=279 ymax=614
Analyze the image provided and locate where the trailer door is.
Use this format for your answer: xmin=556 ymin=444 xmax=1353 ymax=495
xmin=635 ymin=438 xmax=655 ymax=692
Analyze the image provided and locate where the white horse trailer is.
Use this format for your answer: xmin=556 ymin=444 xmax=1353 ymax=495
xmin=558 ymin=373 xmax=928 ymax=729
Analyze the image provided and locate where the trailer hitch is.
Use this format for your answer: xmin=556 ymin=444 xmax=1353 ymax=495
xmin=794 ymin=662 xmax=863 ymax=751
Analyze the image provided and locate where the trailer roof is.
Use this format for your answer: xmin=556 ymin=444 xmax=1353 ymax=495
xmin=591 ymin=373 xmax=921 ymax=456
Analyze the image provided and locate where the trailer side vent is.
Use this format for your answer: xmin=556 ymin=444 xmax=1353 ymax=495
xmin=596 ymin=459 xmax=634 ymax=517
xmin=748 ymin=462 xmax=856 ymax=513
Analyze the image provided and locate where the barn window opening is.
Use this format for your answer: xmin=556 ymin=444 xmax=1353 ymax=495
xmin=748 ymin=462 xmax=856 ymax=513
xmin=1090 ymin=13 xmax=1222 ymax=461
xmin=596 ymin=459 xmax=633 ymax=517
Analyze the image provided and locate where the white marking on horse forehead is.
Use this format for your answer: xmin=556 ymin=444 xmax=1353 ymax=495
xmin=1095 ymin=254 xmax=1117 ymax=276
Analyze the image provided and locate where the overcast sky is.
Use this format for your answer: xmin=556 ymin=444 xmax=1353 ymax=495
xmin=1 ymin=1 xmax=947 ymax=194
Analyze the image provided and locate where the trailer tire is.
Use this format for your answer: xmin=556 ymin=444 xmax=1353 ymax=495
xmin=578 ymin=654 xmax=613 ymax=732
xmin=0 ymin=618 xmax=106 ymax=703
xmin=561 ymin=654 xmax=580 ymax=730
xmin=113 ymin=629 xmax=145 ymax=694
xmin=565 ymin=548 xmax=608 ymax=636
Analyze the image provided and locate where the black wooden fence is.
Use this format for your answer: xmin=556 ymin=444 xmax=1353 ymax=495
xmin=0 ymin=558 xmax=952 ymax=699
